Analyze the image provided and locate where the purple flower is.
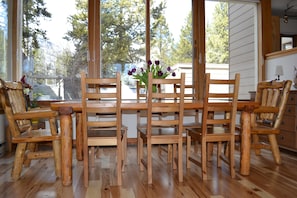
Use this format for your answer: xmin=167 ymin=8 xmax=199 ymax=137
xmin=147 ymin=60 xmax=152 ymax=70
xmin=128 ymin=60 xmax=176 ymax=84
xmin=157 ymin=71 xmax=163 ymax=76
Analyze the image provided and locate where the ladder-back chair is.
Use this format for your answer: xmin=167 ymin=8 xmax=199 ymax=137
xmin=137 ymin=72 xmax=185 ymax=184
xmin=186 ymin=73 xmax=240 ymax=180
xmin=81 ymin=71 xmax=127 ymax=187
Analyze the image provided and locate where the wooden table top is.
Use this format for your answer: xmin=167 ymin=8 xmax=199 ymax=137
xmin=50 ymin=99 xmax=259 ymax=112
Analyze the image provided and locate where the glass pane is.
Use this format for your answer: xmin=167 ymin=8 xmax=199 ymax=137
xmin=0 ymin=0 xmax=8 ymax=79
xmin=281 ymin=36 xmax=293 ymax=50
xmin=205 ymin=1 xmax=229 ymax=76
xmin=206 ymin=1 xmax=258 ymax=99
xmin=100 ymin=0 xmax=145 ymax=99
xmin=22 ymin=0 xmax=86 ymax=101
xmin=150 ymin=0 xmax=192 ymax=85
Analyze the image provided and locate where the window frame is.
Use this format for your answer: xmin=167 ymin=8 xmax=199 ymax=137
xmin=9 ymin=0 xmax=269 ymax=99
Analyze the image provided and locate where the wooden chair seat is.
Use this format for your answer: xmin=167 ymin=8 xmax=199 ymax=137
xmin=13 ymin=129 xmax=60 ymax=142
xmin=251 ymin=126 xmax=280 ymax=134
xmin=88 ymin=129 xmax=126 ymax=140
xmin=138 ymin=128 xmax=180 ymax=137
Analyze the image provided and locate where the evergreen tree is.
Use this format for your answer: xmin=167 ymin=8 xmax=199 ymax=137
xmin=23 ymin=0 xmax=51 ymax=57
xmin=150 ymin=0 xmax=175 ymax=66
xmin=206 ymin=2 xmax=229 ymax=64
xmin=172 ymin=12 xmax=192 ymax=64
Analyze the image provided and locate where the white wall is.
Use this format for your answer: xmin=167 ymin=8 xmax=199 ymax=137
xmin=265 ymin=51 xmax=297 ymax=90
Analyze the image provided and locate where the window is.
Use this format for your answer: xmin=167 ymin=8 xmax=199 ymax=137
xmin=0 ymin=0 xmax=8 ymax=80
xmin=20 ymin=0 xmax=193 ymax=100
xmin=21 ymin=0 xmax=83 ymax=101
xmin=99 ymin=0 xmax=192 ymax=99
xmin=281 ymin=36 xmax=293 ymax=50
xmin=205 ymin=0 xmax=258 ymax=99
xmin=16 ymin=0 xmax=259 ymax=101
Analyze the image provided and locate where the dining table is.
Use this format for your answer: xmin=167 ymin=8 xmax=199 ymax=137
xmin=50 ymin=99 xmax=258 ymax=186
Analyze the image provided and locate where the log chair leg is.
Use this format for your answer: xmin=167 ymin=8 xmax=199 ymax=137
xmin=269 ymin=134 xmax=281 ymax=165
xmin=5 ymin=126 xmax=13 ymax=153
xmin=52 ymin=139 xmax=62 ymax=178
xmin=11 ymin=143 xmax=27 ymax=180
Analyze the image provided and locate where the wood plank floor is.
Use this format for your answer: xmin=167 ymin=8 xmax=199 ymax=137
xmin=0 ymin=144 xmax=297 ymax=198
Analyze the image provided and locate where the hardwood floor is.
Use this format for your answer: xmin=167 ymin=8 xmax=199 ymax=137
xmin=0 ymin=144 xmax=297 ymax=198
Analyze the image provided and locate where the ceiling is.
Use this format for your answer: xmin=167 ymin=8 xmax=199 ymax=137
xmin=271 ymin=0 xmax=297 ymax=18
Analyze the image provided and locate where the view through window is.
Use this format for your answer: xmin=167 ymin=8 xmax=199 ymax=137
xmin=100 ymin=0 xmax=192 ymax=99
xmin=22 ymin=0 xmax=81 ymax=101
xmin=22 ymin=0 xmax=193 ymax=101
xmin=0 ymin=0 xmax=8 ymax=80
xmin=21 ymin=0 xmax=257 ymax=101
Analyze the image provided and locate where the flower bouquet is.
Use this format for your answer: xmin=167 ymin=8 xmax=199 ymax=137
xmin=128 ymin=60 xmax=176 ymax=92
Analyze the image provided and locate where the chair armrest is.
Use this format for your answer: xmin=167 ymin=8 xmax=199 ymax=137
xmin=13 ymin=109 xmax=58 ymax=120
xmin=253 ymin=106 xmax=279 ymax=113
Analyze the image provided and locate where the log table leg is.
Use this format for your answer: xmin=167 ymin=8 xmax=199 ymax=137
xmin=240 ymin=111 xmax=251 ymax=175
xmin=59 ymin=107 xmax=73 ymax=186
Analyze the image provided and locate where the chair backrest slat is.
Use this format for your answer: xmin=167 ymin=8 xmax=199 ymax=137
xmin=254 ymin=80 xmax=292 ymax=128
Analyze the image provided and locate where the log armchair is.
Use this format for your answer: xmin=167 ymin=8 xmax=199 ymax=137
xmin=248 ymin=80 xmax=292 ymax=164
xmin=0 ymin=79 xmax=61 ymax=180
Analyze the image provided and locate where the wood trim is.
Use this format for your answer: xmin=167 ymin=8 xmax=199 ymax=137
xmin=257 ymin=2 xmax=263 ymax=82
xmin=12 ymin=0 xmax=20 ymax=81
xmin=193 ymin=0 xmax=205 ymax=100
xmin=146 ymin=0 xmax=150 ymax=62
xmin=88 ymin=0 xmax=100 ymax=78
xmin=261 ymin=0 xmax=272 ymax=81
xmin=265 ymin=47 xmax=297 ymax=60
